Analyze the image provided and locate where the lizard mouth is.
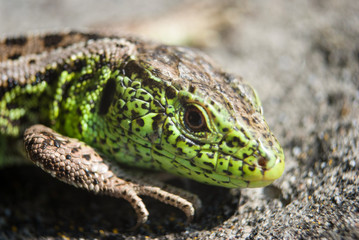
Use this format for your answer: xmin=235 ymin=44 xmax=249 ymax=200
xmin=223 ymin=150 xmax=285 ymax=188
xmin=163 ymin=143 xmax=285 ymax=189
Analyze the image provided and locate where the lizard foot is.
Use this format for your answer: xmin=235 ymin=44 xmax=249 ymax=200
xmin=24 ymin=124 xmax=201 ymax=229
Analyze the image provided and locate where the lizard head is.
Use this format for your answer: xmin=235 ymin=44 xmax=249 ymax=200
xmin=105 ymin=42 xmax=284 ymax=188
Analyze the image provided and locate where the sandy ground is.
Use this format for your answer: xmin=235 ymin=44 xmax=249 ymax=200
xmin=0 ymin=0 xmax=358 ymax=239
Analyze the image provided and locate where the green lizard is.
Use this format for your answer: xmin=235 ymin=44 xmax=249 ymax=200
xmin=0 ymin=31 xmax=285 ymax=228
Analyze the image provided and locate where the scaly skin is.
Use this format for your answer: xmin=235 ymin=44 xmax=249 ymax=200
xmin=0 ymin=32 xmax=284 ymax=227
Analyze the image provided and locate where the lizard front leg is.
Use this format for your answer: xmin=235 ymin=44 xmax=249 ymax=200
xmin=24 ymin=124 xmax=201 ymax=229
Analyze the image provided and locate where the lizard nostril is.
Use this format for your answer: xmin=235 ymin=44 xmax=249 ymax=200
xmin=258 ymin=157 xmax=268 ymax=168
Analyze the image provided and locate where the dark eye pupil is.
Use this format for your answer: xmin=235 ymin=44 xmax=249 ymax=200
xmin=184 ymin=106 xmax=208 ymax=132
xmin=188 ymin=111 xmax=202 ymax=127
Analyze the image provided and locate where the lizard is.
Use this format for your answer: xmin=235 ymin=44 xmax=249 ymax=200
xmin=0 ymin=31 xmax=285 ymax=229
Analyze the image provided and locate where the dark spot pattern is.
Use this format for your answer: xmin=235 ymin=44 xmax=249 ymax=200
xmin=44 ymin=34 xmax=64 ymax=47
xmin=99 ymin=78 xmax=117 ymax=115
xmin=5 ymin=36 xmax=28 ymax=46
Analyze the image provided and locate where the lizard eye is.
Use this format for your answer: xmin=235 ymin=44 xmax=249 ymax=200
xmin=184 ymin=105 xmax=209 ymax=132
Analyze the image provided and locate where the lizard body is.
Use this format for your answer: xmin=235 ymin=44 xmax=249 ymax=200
xmin=0 ymin=31 xmax=284 ymax=228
